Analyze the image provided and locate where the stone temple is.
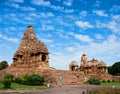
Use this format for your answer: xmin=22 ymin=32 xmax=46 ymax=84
xmin=0 ymin=25 xmax=120 ymax=85
xmin=69 ymin=53 xmax=108 ymax=74
xmin=80 ymin=54 xmax=108 ymax=74
xmin=11 ymin=25 xmax=49 ymax=69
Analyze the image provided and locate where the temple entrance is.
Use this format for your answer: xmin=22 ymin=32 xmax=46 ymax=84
xmin=71 ymin=66 xmax=74 ymax=71
xmin=41 ymin=54 xmax=46 ymax=62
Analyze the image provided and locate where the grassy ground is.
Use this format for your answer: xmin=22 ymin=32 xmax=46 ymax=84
xmin=0 ymin=82 xmax=47 ymax=90
xmin=101 ymin=82 xmax=120 ymax=86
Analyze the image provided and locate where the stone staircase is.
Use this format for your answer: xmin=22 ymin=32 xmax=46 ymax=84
xmin=43 ymin=70 xmax=86 ymax=85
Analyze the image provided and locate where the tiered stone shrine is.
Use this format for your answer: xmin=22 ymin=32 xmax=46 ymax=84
xmin=11 ymin=25 xmax=49 ymax=69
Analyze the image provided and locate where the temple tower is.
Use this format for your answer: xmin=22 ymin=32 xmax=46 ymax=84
xmin=81 ymin=53 xmax=87 ymax=66
xmin=11 ymin=25 xmax=49 ymax=69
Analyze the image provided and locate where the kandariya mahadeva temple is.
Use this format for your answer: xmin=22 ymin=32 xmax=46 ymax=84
xmin=0 ymin=25 xmax=120 ymax=85
xmin=11 ymin=25 xmax=50 ymax=69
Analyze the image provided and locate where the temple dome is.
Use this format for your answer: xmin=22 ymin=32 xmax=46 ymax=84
xmin=70 ymin=61 xmax=78 ymax=67
xmin=98 ymin=61 xmax=106 ymax=67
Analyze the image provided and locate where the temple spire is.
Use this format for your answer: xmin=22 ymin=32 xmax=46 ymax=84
xmin=11 ymin=25 xmax=49 ymax=68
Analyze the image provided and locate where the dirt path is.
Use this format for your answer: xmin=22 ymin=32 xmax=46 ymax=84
xmin=0 ymin=85 xmax=120 ymax=94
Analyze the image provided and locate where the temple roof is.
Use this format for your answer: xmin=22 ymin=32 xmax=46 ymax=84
xmin=14 ymin=25 xmax=49 ymax=56
xmin=98 ymin=61 xmax=106 ymax=67
xmin=70 ymin=61 xmax=78 ymax=67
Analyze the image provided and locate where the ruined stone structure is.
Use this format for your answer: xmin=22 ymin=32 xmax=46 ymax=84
xmin=11 ymin=25 xmax=49 ymax=69
xmin=80 ymin=54 xmax=108 ymax=74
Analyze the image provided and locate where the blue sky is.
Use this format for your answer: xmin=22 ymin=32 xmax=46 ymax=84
xmin=0 ymin=0 xmax=120 ymax=70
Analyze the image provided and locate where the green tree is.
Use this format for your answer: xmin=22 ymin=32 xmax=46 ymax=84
xmin=2 ymin=78 xmax=12 ymax=88
xmin=108 ymin=66 xmax=112 ymax=74
xmin=111 ymin=61 xmax=120 ymax=75
xmin=0 ymin=61 xmax=9 ymax=70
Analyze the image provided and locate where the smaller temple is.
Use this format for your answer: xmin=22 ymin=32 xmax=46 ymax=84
xmin=80 ymin=54 xmax=108 ymax=74
xmin=69 ymin=53 xmax=108 ymax=74
xmin=69 ymin=61 xmax=78 ymax=71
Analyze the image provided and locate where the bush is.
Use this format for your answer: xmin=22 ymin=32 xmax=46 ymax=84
xmin=4 ymin=74 xmax=14 ymax=81
xmin=22 ymin=73 xmax=45 ymax=86
xmin=14 ymin=77 xmax=22 ymax=84
xmin=2 ymin=78 xmax=12 ymax=88
xmin=112 ymin=80 xmax=114 ymax=82
xmin=87 ymin=78 xmax=101 ymax=85
xmin=107 ymin=80 xmax=110 ymax=82
xmin=102 ymin=80 xmax=106 ymax=83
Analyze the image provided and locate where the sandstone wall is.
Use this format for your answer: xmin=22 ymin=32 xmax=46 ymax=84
xmin=112 ymin=76 xmax=120 ymax=82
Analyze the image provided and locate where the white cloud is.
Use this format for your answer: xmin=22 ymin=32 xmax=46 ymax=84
xmin=63 ymin=0 xmax=73 ymax=6
xmin=50 ymin=5 xmax=64 ymax=12
xmin=79 ymin=11 xmax=87 ymax=18
xmin=96 ymin=20 xmax=120 ymax=34
xmin=107 ymin=21 xmax=120 ymax=33
xmin=31 ymin=0 xmax=50 ymax=6
xmin=64 ymin=9 xmax=74 ymax=13
xmin=30 ymin=13 xmax=39 ymax=18
xmin=95 ymin=34 xmax=103 ymax=39
xmin=96 ymin=20 xmax=106 ymax=28
xmin=75 ymin=21 xmax=93 ymax=29
xmin=92 ymin=0 xmax=101 ymax=8
xmin=112 ymin=15 xmax=120 ymax=21
xmin=56 ymin=17 xmax=69 ymax=26
xmin=66 ymin=47 xmax=75 ymax=52
xmin=41 ymin=25 xmax=54 ymax=31
xmin=69 ymin=32 xmax=93 ymax=42
xmin=11 ymin=3 xmax=19 ymax=8
xmin=9 ymin=0 xmax=24 ymax=3
xmin=49 ymin=52 xmax=76 ymax=70
xmin=21 ymin=6 xmax=36 ymax=11
xmin=93 ymin=10 xmax=108 ymax=17
xmin=56 ymin=29 xmax=69 ymax=39
xmin=110 ymin=5 xmax=120 ymax=13
xmin=41 ymin=39 xmax=53 ymax=44
xmin=4 ymin=27 xmax=16 ymax=34
xmin=5 ymin=2 xmax=20 ymax=8
xmin=39 ymin=12 xmax=54 ymax=18
xmin=0 ymin=32 xmax=19 ymax=43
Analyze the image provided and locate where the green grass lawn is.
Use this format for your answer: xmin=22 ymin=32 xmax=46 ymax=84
xmin=0 ymin=82 xmax=47 ymax=90
xmin=101 ymin=82 xmax=120 ymax=86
